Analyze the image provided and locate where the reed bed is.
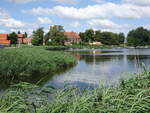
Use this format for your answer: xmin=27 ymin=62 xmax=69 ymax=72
xmin=0 ymin=68 xmax=150 ymax=113
xmin=0 ymin=47 xmax=76 ymax=79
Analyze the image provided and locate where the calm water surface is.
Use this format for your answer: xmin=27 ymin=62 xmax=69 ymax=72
xmin=1 ymin=48 xmax=150 ymax=93
xmin=44 ymin=48 xmax=150 ymax=88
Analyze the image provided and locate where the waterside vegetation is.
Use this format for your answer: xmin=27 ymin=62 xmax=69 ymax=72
xmin=0 ymin=66 xmax=150 ymax=113
xmin=0 ymin=47 xmax=76 ymax=79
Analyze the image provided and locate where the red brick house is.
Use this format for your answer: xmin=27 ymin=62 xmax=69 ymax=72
xmin=17 ymin=34 xmax=25 ymax=44
xmin=64 ymin=32 xmax=81 ymax=45
xmin=0 ymin=34 xmax=11 ymax=45
xmin=23 ymin=38 xmax=32 ymax=45
xmin=0 ymin=33 xmax=29 ymax=45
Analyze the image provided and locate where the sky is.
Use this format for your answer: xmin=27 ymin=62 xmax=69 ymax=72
xmin=0 ymin=0 xmax=150 ymax=35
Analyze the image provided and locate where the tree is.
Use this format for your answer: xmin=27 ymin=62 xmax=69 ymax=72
xmin=85 ymin=29 xmax=95 ymax=42
xmin=44 ymin=32 xmax=50 ymax=45
xmin=18 ymin=31 xmax=21 ymax=34
xmin=79 ymin=32 xmax=86 ymax=43
xmin=79 ymin=29 xmax=95 ymax=43
xmin=45 ymin=25 xmax=67 ymax=45
xmin=9 ymin=32 xmax=18 ymax=45
xmin=24 ymin=32 xmax=28 ymax=38
xmin=127 ymin=27 xmax=150 ymax=47
xmin=97 ymin=32 xmax=120 ymax=45
xmin=32 ymin=28 xmax=44 ymax=46
xmin=80 ymin=29 xmax=125 ymax=45
xmin=118 ymin=33 xmax=125 ymax=44
xmin=95 ymin=30 xmax=102 ymax=42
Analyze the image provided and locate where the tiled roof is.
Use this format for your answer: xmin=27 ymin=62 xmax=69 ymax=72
xmin=0 ymin=34 xmax=8 ymax=39
xmin=64 ymin=32 xmax=80 ymax=39
xmin=17 ymin=34 xmax=24 ymax=38
xmin=0 ymin=34 xmax=10 ymax=45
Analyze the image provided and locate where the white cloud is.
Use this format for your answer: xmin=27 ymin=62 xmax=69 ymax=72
xmin=0 ymin=8 xmax=10 ymax=19
xmin=93 ymin=0 xmax=106 ymax=3
xmin=144 ymin=24 xmax=150 ymax=30
xmin=0 ymin=29 xmax=7 ymax=33
xmin=22 ymin=7 xmax=53 ymax=15
xmin=88 ymin=19 xmax=121 ymax=29
xmin=0 ymin=18 xmax=25 ymax=28
xmin=0 ymin=8 xmax=29 ymax=33
xmin=10 ymin=28 xmax=34 ymax=35
xmin=125 ymin=0 xmax=150 ymax=6
xmin=88 ymin=19 xmax=131 ymax=33
xmin=8 ymin=0 xmax=77 ymax=4
xmin=70 ymin=21 xmax=80 ymax=27
xmin=53 ymin=0 xmax=78 ymax=4
xmin=37 ymin=17 xmax=52 ymax=24
xmin=23 ymin=3 xmax=150 ymax=20
xmin=8 ymin=0 xmax=38 ymax=4
xmin=88 ymin=19 xmax=130 ymax=29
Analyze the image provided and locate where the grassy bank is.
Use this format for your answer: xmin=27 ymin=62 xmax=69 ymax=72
xmin=67 ymin=44 xmax=124 ymax=49
xmin=44 ymin=45 xmax=124 ymax=51
xmin=0 ymin=68 xmax=150 ymax=113
xmin=0 ymin=47 xmax=76 ymax=79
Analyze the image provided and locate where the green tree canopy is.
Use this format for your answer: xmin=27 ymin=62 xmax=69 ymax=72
xmin=95 ymin=30 xmax=102 ymax=42
xmin=100 ymin=32 xmax=120 ymax=45
xmin=45 ymin=25 xmax=67 ymax=45
xmin=9 ymin=32 xmax=18 ymax=44
xmin=118 ymin=33 xmax=125 ymax=44
xmin=17 ymin=31 xmax=21 ymax=34
xmin=127 ymin=27 xmax=150 ymax=47
xmin=85 ymin=29 xmax=95 ymax=42
xmin=80 ymin=29 xmax=125 ymax=45
xmin=24 ymin=32 xmax=28 ymax=38
xmin=32 ymin=28 xmax=44 ymax=46
xmin=79 ymin=32 xmax=87 ymax=42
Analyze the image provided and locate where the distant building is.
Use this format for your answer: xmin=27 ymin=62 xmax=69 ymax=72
xmin=0 ymin=34 xmax=11 ymax=45
xmin=17 ymin=34 xmax=25 ymax=44
xmin=23 ymin=38 xmax=32 ymax=45
xmin=64 ymin=32 xmax=81 ymax=45
xmin=89 ymin=42 xmax=103 ymax=46
xmin=0 ymin=33 xmax=32 ymax=45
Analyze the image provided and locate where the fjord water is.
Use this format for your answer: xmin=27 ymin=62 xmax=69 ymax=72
xmin=45 ymin=48 xmax=150 ymax=88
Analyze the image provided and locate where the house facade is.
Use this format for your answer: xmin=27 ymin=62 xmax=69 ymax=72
xmin=17 ymin=34 xmax=25 ymax=44
xmin=0 ymin=34 xmax=11 ymax=45
xmin=23 ymin=38 xmax=32 ymax=45
xmin=0 ymin=33 xmax=32 ymax=45
xmin=64 ymin=32 xmax=81 ymax=45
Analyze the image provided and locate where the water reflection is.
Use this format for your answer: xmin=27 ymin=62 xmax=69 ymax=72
xmin=1 ymin=49 xmax=150 ymax=91
xmin=45 ymin=49 xmax=150 ymax=88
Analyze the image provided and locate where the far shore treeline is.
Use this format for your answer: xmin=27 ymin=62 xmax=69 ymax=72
xmin=8 ymin=26 xmax=150 ymax=47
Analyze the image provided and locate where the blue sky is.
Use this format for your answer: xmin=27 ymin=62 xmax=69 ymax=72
xmin=0 ymin=0 xmax=150 ymax=35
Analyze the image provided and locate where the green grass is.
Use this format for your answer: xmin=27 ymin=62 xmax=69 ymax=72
xmin=45 ymin=44 xmax=124 ymax=50
xmin=0 ymin=47 xmax=76 ymax=79
xmin=67 ymin=44 xmax=124 ymax=49
xmin=45 ymin=46 xmax=70 ymax=50
xmin=0 ymin=68 xmax=150 ymax=113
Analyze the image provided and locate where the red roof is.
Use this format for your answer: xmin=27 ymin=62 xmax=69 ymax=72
xmin=0 ymin=34 xmax=10 ymax=45
xmin=64 ymin=32 xmax=80 ymax=39
xmin=0 ymin=34 xmax=8 ymax=40
xmin=17 ymin=34 xmax=24 ymax=38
